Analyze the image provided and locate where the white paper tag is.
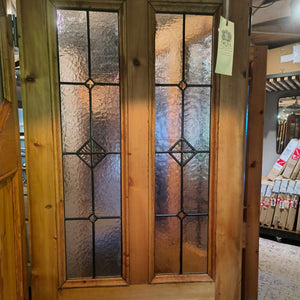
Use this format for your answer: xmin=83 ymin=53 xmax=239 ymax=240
xmin=261 ymin=184 xmax=267 ymax=196
xmin=272 ymin=180 xmax=281 ymax=194
xmin=294 ymin=180 xmax=300 ymax=195
xmin=287 ymin=180 xmax=295 ymax=194
xmin=215 ymin=16 xmax=234 ymax=76
xmin=280 ymin=179 xmax=288 ymax=193
xmin=265 ymin=185 xmax=273 ymax=197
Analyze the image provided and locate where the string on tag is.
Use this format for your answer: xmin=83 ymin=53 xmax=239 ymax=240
xmin=225 ymin=0 xmax=229 ymax=26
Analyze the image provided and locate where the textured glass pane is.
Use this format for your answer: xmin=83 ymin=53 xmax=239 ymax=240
xmin=155 ymin=217 xmax=180 ymax=274
xmin=66 ymin=221 xmax=92 ymax=279
xmin=63 ymin=155 xmax=92 ymax=218
xmin=185 ymin=15 xmax=212 ymax=85
xmin=183 ymin=154 xmax=209 ymax=214
xmin=92 ymin=86 xmax=120 ymax=152
xmin=184 ymin=87 xmax=210 ymax=151
xmin=94 ymin=155 xmax=121 ymax=217
xmin=155 ymin=87 xmax=181 ymax=151
xmin=57 ymin=10 xmax=88 ymax=82
xmin=90 ymin=12 xmax=119 ymax=83
xmin=95 ymin=219 xmax=121 ymax=277
xmin=61 ymin=84 xmax=90 ymax=152
xmin=155 ymin=154 xmax=181 ymax=215
xmin=183 ymin=216 xmax=208 ymax=273
xmin=155 ymin=14 xmax=183 ymax=84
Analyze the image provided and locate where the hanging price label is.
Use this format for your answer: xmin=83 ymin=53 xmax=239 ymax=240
xmin=215 ymin=16 xmax=234 ymax=76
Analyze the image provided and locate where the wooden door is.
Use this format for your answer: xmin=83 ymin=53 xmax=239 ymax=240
xmin=17 ymin=0 xmax=250 ymax=299
xmin=0 ymin=1 xmax=28 ymax=300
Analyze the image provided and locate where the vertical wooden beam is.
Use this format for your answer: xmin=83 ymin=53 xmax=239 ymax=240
xmin=242 ymin=46 xmax=267 ymax=300
xmin=17 ymin=0 xmax=58 ymax=299
xmin=215 ymin=0 xmax=250 ymax=299
xmin=126 ymin=0 xmax=150 ymax=284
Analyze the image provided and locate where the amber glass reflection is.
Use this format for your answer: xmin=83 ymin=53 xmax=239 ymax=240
xmin=154 ymin=13 xmax=212 ymax=275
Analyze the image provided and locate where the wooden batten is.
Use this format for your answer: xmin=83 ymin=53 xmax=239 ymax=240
xmin=215 ymin=0 xmax=250 ymax=299
xmin=242 ymin=46 xmax=267 ymax=300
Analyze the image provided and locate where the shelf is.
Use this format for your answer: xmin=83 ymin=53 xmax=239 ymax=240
xmin=260 ymin=226 xmax=300 ymax=242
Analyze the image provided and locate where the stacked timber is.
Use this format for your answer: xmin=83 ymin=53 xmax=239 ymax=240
xmin=260 ymin=139 xmax=300 ymax=233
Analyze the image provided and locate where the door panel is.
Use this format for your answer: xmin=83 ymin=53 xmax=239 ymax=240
xmin=18 ymin=0 xmax=250 ymax=299
xmin=0 ymin=4 xmax=28 ymax=300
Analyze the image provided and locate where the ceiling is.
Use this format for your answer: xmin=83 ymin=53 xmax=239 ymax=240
xmin=251 ymin=0 xmax=300 ymax=48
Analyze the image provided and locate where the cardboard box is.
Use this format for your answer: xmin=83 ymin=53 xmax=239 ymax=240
xmin=268 ymin=139 xmax=299 ymax=180
xmin=267 ymin=43 xmax=300 ymax=75
xmin=282 ymin=141 xmax=300 ymax=178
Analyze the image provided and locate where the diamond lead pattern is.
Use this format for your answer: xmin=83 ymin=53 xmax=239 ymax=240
xmin=169 ymin=138 xmax=196 ymax=166
xmin=77 ymin=138 xmax=106 ymax=168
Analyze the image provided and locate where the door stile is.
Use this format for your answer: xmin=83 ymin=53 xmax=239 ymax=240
xmin=18 ymin=0 xmax=62 ymax=298
xmin=215 ymin=0 xmax=250 ymax=299
xmin=126 ymin=0 xmax=150 ymax=284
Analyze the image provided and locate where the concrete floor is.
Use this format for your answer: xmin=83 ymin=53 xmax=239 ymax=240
xmin=258 ymin=238 xmax=300 ymax=300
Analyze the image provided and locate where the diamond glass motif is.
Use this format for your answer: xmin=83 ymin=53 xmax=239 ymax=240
xmin=177 ymin=211 xmax=186 ymax=220
xmin=169 ymin=138 xmax=196 ymax=166
xmin=85 ymin=78 xmax=95 ymax=89
xmin=178 ymin=80 xmax=187 ymax=90
xmin=89 ymin=214 xmax=97 ymax=223
xmin=77 ymin=138 xmax=106 ymax=168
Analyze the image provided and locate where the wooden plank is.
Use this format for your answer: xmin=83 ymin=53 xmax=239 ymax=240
xmin=215 ymin=0 xmax=250 ymax=299
xmin=0 ymin=178 xmax=17 ymax=300
xmin=126 ymin=0 xmax=150 ymax=284
xmin=242 ymin=46 xmax=267 ymax=300
xmin=59 ymin=282 xmax=215 ymax=300
xmin=17 ymin=0 xmax=58 ymax=299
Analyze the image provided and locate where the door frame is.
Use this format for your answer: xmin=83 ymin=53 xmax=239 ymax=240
xmin=17 ymin=0 xmax=250 ymax=299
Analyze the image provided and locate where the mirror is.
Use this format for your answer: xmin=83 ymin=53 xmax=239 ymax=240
xmin=277 ymin=96 xmax=300 ymax=153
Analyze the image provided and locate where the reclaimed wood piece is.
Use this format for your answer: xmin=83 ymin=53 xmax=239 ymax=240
xmin=242 ymin=46 xmax=267 ymax=300
xmin=285 ymin=195 xmax=298 ymax=231
xmin=278 ymin=194 xmax=291 ymax=228
xmin=264 ymin=193 xmax=277 ymax=226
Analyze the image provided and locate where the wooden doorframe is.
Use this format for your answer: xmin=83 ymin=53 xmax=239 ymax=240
xmin=17 ymin=0 xmax=250 ymax=299
xmin=242 ymin=46 xmax=267 ymax=300
xmin=0 ymin=1 xmax=28 ymax=299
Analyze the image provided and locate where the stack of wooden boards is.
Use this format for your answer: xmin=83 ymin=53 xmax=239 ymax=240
xmin=260 ymin=138 xmax=300 ymax=233
xmin=260 ymin=179 xmax=300 ymax=232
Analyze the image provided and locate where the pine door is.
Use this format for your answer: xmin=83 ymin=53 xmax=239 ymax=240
xmin=18 ymin=0 xmax=250 ymax=299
